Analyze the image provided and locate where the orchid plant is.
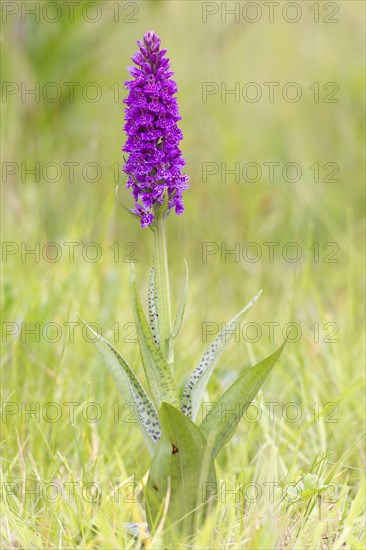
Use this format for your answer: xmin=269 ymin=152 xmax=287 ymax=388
xmin=83 ymin=31 xmax=284 ymax=545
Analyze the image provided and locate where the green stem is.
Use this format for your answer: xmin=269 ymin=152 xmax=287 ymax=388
xmin=153 ymin=205 xmax=172 ymax=365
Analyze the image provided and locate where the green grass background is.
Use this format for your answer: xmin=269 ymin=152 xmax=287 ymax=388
xmin=1 ymin=1 xmax=365 ymax=548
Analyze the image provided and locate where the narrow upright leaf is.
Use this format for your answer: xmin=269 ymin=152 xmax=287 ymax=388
xmin=146 ymin=402 xmax=216 ymax=543
xmin=181 ymin=290 xmax=263 ymax=421
xmin=148 ymin=264 xmax=160 ymax=348
xmin=79 ymin=317 xmax=160 ymax=455
xmin=167 ymin=259 xmax=189 ymax=364
xmin=199 ymin=342 xmax=285 ymax=457
xmin=130 ymin=265 xmax=179 ymax=409
xmin=172 ymin=259 xmax=189 ymax=339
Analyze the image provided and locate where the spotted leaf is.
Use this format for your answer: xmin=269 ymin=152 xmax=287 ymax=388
xmin=148 ymin=264 xmax=160 ymax=348
xmin=181 ymin=290 xmax=262 ymax=421
xmin=79 ymin=317 xmax=160 ymax=455
xmin=130 ymin=264 xmax=179 ymax=409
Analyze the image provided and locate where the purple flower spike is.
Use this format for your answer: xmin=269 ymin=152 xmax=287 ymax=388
xmin=123 ymin=31 xmax=189 ymax=228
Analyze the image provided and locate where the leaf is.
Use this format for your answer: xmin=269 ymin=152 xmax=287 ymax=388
xmin=148 ymin=265 xmax=160 ymax=348
xmin=146 ymin=403 xmax=216 ymax=543
xmin=181 ymin=290 xmax=263 ymax=421
xmin=199 ymin=342 xmax=285 ymax=458
xmin=167 ymin=259 xmax=189 ymax=363
xmin=130 ymin=265 xmax=179 ymax=409
xmin=172 ymin=259 xmax=189 ymax=339
xmin=79 ymin=316 xmax=160 ymax=456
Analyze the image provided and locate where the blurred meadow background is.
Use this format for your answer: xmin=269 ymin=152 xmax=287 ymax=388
xmin=1 ymin=1 xmax=365 ymax=548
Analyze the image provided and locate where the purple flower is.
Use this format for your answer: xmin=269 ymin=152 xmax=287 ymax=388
xmin=123 ymin=31 xmax=189 ymax=228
